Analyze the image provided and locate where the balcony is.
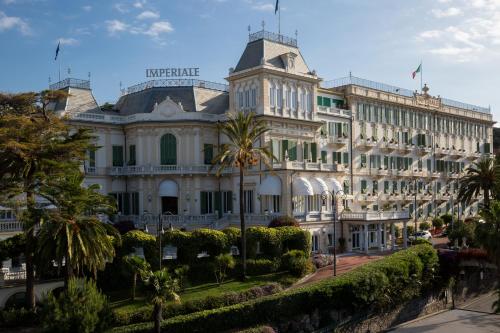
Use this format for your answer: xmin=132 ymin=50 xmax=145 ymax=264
xmin=431 ymin=171 xmax=441 ymax=179
xmin=434 ymin=147 xmax=446 ymax=158
xmin=416 ymin=146 xmax=432 ymax=156
xmin=272 ymin=161 xmax=344 ymax=172
xmin=0 ymin=220 xmax=23 ymax=233
xmin=108 ymin=165 xmax=234 ymax=176
xmin=467 ymin=152 xmax=482 ymax=160
xmin=369 ymin=168 xmax=389 ymax=178
xmin=450 ymin=149 xmax=462 ymax=159
xmin=397 ymin=143 xmax=412 ymax=154
xmin=355 ymin=138 xmax=377 ymax=150
xmin=412 ymin=169 xmax=425 ymax=178
xmin=387 ymin=193 xmax=402 ymax=201
xmin=379 ymin=141 xmax=398 ymax=152
xmin=356 ymin=193 xmax=377 ymax=202
xmin=340 ymin=210 xmax=410 ymax=221
xmin=316 ymin=106 xmax=351 ymax=117
xmin=294 ymin=212 xmax=336 ymax=223
xmin=326 ymin=136 xmax=348 ymax=147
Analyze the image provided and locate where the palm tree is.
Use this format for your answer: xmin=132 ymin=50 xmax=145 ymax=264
xmin=123 ymin=255 xmax=150 ymax=300
xmin=142 ymin=269 xmax=180 ymax=333
xmin=0 ymin=91 xmax=95 ymax=309
xmin=458 ymin=158 xmax=498 ymax=209
xmin=37 ymin=172 xmax=119 ymax=286
xmin=211 ymin=112 xmax=274 ymax=278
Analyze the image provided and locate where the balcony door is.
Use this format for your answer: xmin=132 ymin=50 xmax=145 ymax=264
xmin=161 ymin=197 xmax=178 ymax=215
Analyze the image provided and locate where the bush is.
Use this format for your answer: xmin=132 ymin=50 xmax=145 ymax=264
xmin=312 ymin=254 xmax=334 ymax=269
xmin=448 ymin=222 xmax=477 ymax=247
xmin=162 ymin=229 xmax=196 ymax=264
xmin=441 ymin=214 xmax=453 ymax=226
xmin=246 ymin=227 xmax=280 ymax=259
xmin=243 ymin=259 xmax=280 ymax=276
xmin=109 ymin=245 xmax=439 ymax=333
xmin=213 ymin=253 xmax=236 ymax=284
xmin=406 ymin=225 xmax=415 ymax=236
xmin=121 ymin=230 xmax=157 ymax=267
xmin=419 ymin=222 xmax=431 ymax=231
xmin=281 ymin=250 xmax=308 ymax=277
xmin=41 ymin=278 xmax=111 ymax=333
xmin=222 ymin=227 xmax=241 ymax=250
xmin=268 ymin=216 xmax=299 ymax=228
xmin=238 ymin=326 xmax=276 ymax=333
xmin=191 ymin=229 xmax=228 ymax=257
xmin=0 ymin=307 xmax=39 ymax=328
xmin=113 ymin=221 xmax=136 ymax=234
xmin=412 ymin=239 xmax=432 ymax=246
xmin=432 ymin=218 xmax=444 ymax=229
xmin=277 ymin=227 xmax=311 ymax=258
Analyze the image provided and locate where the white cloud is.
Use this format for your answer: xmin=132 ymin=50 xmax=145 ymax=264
xmin=431 ymin=7 xmax=462 ymax=18
xmin=418 ymin=30 xmax=442 ymax=39
xmin=0 ymin=11 xmax=30 ymax=35
xmin=3 ymin=0 xmax=17 ymax=4
xmin=133 ymin=0 xmax=146 ymax=8
xmin=144 ymin=21 xmax=173 ymax=37
xmin=57 ymin=37 xmax=79 ymax=46
xmin=106 ymin=19 xmax=128 ymax=35
xmin=82 ymin=5 xmax=92 ymax=12
xmin=137 ymin=10 xmax=159 ymax=20
xmin=252 ymin=3 xmax=274 ymax=11
xmin=113 ymin=3 xmax=128 ymax=13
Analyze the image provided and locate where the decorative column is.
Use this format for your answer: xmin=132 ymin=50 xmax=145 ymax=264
xmin=379 ymin=222 xmax=384 ymax=251
xmin=364 ymin=225 xmax=369 ymax=254
xmin=403 ymin=221 xmax=408 ymax=249
xmin=391 ymin=222 xmax=396 ymax=250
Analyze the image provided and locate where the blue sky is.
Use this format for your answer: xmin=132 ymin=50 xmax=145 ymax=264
xmin=0 ymin=0 xmax=499 ymax=121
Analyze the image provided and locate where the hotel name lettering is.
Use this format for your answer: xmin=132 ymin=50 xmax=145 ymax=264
xmin=146 ymin=68 xmax=200 ymax=78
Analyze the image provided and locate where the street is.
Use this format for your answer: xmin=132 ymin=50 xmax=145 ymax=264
xmin=390 ymin=292 xmax=500 ymax=333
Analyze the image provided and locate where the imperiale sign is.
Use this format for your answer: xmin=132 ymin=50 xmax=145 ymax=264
xmin=146 ymin=68 xmax=200 ymax=78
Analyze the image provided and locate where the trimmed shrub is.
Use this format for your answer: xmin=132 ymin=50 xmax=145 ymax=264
xmin=243 ymin=259 xmax=280 ymax=276
xmin=41 ymin=278 xmax=111 ymax=333
xmin=281 ymin=250 xmax=308 ymax=277
xmin=191 ymin=229 xmax=228 ymax=257
xmin=162 ymin=229 xmax=196 ymax=264
xmin=432 ymin=217 xmax=444 ymax=229
xmin=110 ymin=245 xmax=439 ymax=333
xmin=222 ymin=227 xmax=241 ymax=250
xmin=268 ymin=216 xmax=299 ymax=228
xmin=419 ymin=222 xmax=431 ymax=231
xmin=278 ymin=227 xmax=311 ymax=258
xmin=238 ymin=326 xmax=276 ymax=333
xmin=113 ymin=221 xmax=136 ymax=235
xmin=440 ymin=214 xmax=452 ymax=226
xmin=0 ymin=307 xmax=39 ymax=328
xmin=121 ymin=230 xmax=157 ymax=264
xmin=406 ymin=225 xmax=415 ymax=236
xmin=412 ymin=239 xmax=432 ymax=246
xmin=213 ymin=253 xmax=236 ymax=284
xmin=246 ymin=227 xmax=280 ymax=259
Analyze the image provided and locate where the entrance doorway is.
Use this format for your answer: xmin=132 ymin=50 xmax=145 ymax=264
xmin=368 ymin=224 xmax=378 ymax=248
xmin=161 ymin=197 xmax=178 ymax=215
xmin=351 ymin=226 xmax=361 ymax=250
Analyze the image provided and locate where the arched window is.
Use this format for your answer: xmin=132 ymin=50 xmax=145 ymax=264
xmin=160 ymin=134 xmax=177 ymax=165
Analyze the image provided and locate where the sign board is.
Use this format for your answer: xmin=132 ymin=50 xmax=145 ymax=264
xmin=146 ymin=67 xmax=200 ymax=78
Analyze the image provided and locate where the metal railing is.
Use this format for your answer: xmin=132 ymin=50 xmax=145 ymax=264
xmin=0 ymin=221 xmax=23 ymax=232
xmin=340 ymin=211 xmax=410 ymax=221
xmin=108 ymin=165 xmax=234 ymax=176
xmin=249 ymin=30 xmax=297 ymax=47
xmin=49 ymin=78 xmax=91 ymax=90
xmin=121 ymin=79 xmax=229 ymax=96
xmin=323 ymin=75 xmax=490 ymax=114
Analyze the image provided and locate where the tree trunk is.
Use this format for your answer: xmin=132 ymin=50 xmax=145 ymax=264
xmin=64 ymin=258 xmax=74 ymax=289
xmin=239 ymin=166 xmax=246 ymax=280
xmin=484 ymin=189 xmax=490 ymax=209
xmin=25 ymin=186 xmax=36 ymax=311
xmin=154 ymin=303 xmax=162 ymax=333
xmin=132 ymin=272 xmax=137 ymax=301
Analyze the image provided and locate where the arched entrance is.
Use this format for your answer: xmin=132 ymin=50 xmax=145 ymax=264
xmin=159 ymin=180 xmax=178 ymax=214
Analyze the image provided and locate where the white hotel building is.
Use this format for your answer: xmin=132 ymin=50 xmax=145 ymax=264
xmin=0 ymin=30 xmax=494 ymax=253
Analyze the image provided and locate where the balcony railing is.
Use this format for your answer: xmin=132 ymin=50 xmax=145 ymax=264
xmin=121 ymin=79 xmax=229 ymax=96
xmin=272 ymin=161 xmax=344 ymax=172
xmin=249 ymin=30 xmax=297 ymax=47
xmin=49 ymin=78 xmax=90 ymax=90
xmin=108 ymin=165 xmax=234 ymax=176
xmin=340 ymin=211 xmax=410 ymax=221
xmin=0 ymin=221 xmax=23 ymax=232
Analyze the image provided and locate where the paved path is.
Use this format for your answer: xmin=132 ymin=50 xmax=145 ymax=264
xmin=391 ymin=292 xmax=500 ymax=333
xmin=292 ymin=252 xmax=391 ymax=288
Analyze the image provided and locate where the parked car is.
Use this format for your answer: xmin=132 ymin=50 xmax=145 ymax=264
xmin=409 ymin=231 xmax=432 ymax=241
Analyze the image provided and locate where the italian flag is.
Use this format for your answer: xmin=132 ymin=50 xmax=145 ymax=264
xmin=412 ymin=63 xmax=421 ymax=79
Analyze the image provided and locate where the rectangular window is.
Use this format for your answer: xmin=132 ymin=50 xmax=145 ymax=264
xmin=112 ymin=145 xmax=124 ymax=167
xmin=361 ymin=180 xmax=367 ymax=194
xmin=343 ymin=180 xmax=350 ymax=194
xmin=303 ymin=142 xmax=309 ymax=161
xmin=243 ymin=190 xmax=254 ymax=213
xmin=88 ymin=150 xmax=96 ymax=168
xmin=343 ymin=152 xmax=349 ymax=166
xmin=204 ymin=144 xmax=214 ymax=165
xmin=360 ymin=154 xmax=367 ymax=168
xmin=222 ymin=191 xmax=233 ymax=213
xmin=128 ymin=145 xmax=136 ymax=166
xmin=311 ymin=143 xmax=317 ymax=162
xmin=373 ymin=181 xmax=378 ymax=194
xmin=200 ymin=191 xmax=214 ymax=214
xmin=288 ymin=141 xmax=298 ymax=161
xmin=321 ymin=151 xmax=327 ymax=163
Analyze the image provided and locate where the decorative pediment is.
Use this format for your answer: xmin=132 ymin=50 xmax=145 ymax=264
xmin=152 ymin=96 xmax=184 ymax=117
xmin=414 ymin=84 xmax=441 ymax=109
xmin=280 ymin=52 xmax=298 ymax=72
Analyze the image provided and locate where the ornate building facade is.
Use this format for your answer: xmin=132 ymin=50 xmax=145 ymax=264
xmin=0 ymin=30 xmax=494 ymax=252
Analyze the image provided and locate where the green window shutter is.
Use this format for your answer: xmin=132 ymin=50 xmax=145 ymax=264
xmin=311 ymin=143 xmax=317 ymax=162
xmin=123 ymin=192 xmax=130 ymax=215
xmin=369 ymin=155 xmax=374 ymax=169
xmin=303 ymin=142 xmax=309 ymax=160
xmin=272 ymin=140 xmax=280 ymax=161
xmin=336 ymin=123 xmax=342 ymax=138
xmin=214 ymin=191 xmax=222 ymax=218
xmin=112 ymin=146 xmax=124 ymax=167
xmin=133 ymin=192 xmax=139 ymax=215
xmin=361 ymin=180 xmax=367 ymax=192
xmin=321 ymin=151 xmax=327 ymax=163
xmin=427 ymin=159 xmax=431 ymax=171
xmin=227 ymin=191 xmax=233 ymax=212
xmin=288 ymin=141 xmax=297 ymax=161
xmin=343 ymin=152 xmax=349 ymax=165
xmin=281 ymin=140 xmax=289 ymax=160
xmin=201 ymin=192 xmax=207 ymax=214
xmin=384 ymin=181 xmax=389 ymax=193
xmin=89 ymin=150 xmax=96 ymax=167
xmin=360 ymin=154 xmax=366 ymax=167
xmin=342 ymin=123 xmax=348 ymax=137
xmin=317 ymin=96 xmax=323 ymax=106
xmin=484 ymin=142 xmax=491 ymax=153
xmin=129 ymin=145 xmax=136 ymax=166
xmin=323 ymin=97 xmax=331 ymax=107
xmin=373 ymin=181 xmax=378 ymax=192
xmin=204 ymin=144 xmax=213 ymax=165
xmin=160 ymin=134 xmax=177 ymax=165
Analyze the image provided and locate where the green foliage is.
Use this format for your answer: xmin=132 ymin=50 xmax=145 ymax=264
xmin=109 ymin=245 xmax=439 ymax=333
xmin=41 ymin=278 xmax=111 ymax=333
xmin=244 ymin=259 xmax=280 ymax=276
xmin=412 ymin=239 xmax=432 ymax=246
xmin=458 ymin=157 xmax=496 ymax=208
xmin=280 ymin=250 xmax=308 ymax=277
xmin=121 ymin=230 xmax=157 ymax=267
xmin=278 ymin=227 xmax=311 ymax=258
xmin=173 ymin=265 xmax=190 ymax=290
xmin=123 ymin=256 xmax=150 ymax=300
xmin=161 ymin=229 xmax=196 ymax=264
xmin=477 ymin=201 xmax=500 ymax=268
xmin=222 ymin=227 xmax=241 ymax=249
xmin=0 ymin=233 xmax=25 ymax=262
xmin=247 ymin=227 xmax=280 ymax=259
xmin=441 ymin=214 xmax=453 ymax=225
xmin=213 ymin=254 xmax=236 ymax=285
xmin=419 ymin=222 xmax=431 ymax=231
xmin=394 ymin=225 xmax=400 ymax=238
xmin=0 ymin=307 xmax=39 ymax=328
xmin=448 ymin=222 xmax=477 ymax=246
xmin=268 ymin=216 xmax=299 ymax=228
xmin=191 ymin=229 xmax=228 ymax=257
xmin=406 ymin=225 xmax=415 ymax=236
xmin=432 ymin=217 xmax=444 ymax=229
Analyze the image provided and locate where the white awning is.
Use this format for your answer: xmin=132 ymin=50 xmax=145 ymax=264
xmin=159 ymin=180 xmax=178 ymax=197
xmin=309 ymin=177 xmax=329 ymax=195
xmin=292 ymin=177 xmax=314 ymax=196
xmin=258 ymin=175 xmax=282 ymax=196
xmin=328 ymin=178 xmax=343 ymax=194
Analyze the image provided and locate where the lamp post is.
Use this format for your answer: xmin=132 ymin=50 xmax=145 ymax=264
xmin=142 ymin=211 xmax=165 ymax=270
xmin=321 ymin=189 xmax=346 ymax=277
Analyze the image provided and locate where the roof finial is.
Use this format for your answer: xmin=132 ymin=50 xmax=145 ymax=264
xmin=88 ymin=72 xmax=91 ymax=80
xmin=261 ymin=20 xmax=265 ymax=31
xmin=248 ymin=25 xmax=251 ymax=36
xmin=295 ymin=29 xmax=298 ymax=41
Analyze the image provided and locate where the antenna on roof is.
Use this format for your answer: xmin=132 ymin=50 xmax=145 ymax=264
xmin=67 ymin=67 xmax=71 ymax=75
xmin=261 ymin=20 xmax=265 ymax=31
xmin=88 ymin=72 xmax=91 ymax=80
xmin=48 ymin=76 xmax=51 ymax=84
xmin=295 ymin=30 xmax=298 ymax=42
xmin=119 ymin=81 xmax=122 ymax=91
xmin=248 ymin=25 xmax=251 ymax=36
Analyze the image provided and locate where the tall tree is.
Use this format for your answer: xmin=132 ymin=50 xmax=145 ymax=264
xmin=37 ymin=172 xmax=119 ymax=287
xmin=458 ymin=158 xmax=498 ymax=209
xmin=123 ymin=255 xmax=150 ymax=300
xmin=211 ymin=112 xmax=273 ymax=279
xmin=0 ymin=91 xmax=95 ymax=309
xmin=142 ymin=269 xmax=180 ymax=333
xmin=477 ymin=201 xmax=500 ymax=313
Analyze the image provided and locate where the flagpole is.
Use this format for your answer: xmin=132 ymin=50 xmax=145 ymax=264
xmin=420 ymin=60 xmax=423 ymax=92
xmin=278 ymin=1 xmax=281 ymax=36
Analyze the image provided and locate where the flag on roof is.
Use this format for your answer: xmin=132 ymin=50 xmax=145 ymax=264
xmin=275 ymin=0 xmax=279 ymax=14
xmin=412 ymin=63 xmax=421 ymax=79
xmin=54 ymin=41 xmax=60 ymax=61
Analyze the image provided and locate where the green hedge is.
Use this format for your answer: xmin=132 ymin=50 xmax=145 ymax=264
xmin=121 ymin=230 xmax=158 ymax=268
xmin=109 ymin=244 xmax=438 ymax=333
xmin=246 ymin=227 xmax=310 ymax=259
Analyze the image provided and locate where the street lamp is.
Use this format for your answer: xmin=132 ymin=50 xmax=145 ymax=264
xmin=321 ymin=188 xmax=346 ymax=277
xmin=142 ymin=211 xmax=165 ymax=270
